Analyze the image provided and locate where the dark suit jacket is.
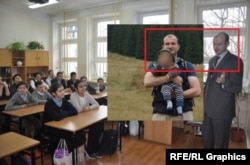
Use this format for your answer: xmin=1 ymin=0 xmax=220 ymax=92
xmin=204 ymin=51 xmax=243 ymax=120
xmin=51 ymin=78 xmax=67 ymax=89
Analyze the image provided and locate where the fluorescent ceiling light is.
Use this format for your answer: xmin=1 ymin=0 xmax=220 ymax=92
xmin=28 ymin=0 xmax=59 ymax=9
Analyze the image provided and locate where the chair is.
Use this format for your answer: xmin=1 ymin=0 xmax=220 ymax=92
xmin=184 ymin=121 xmax=203 ymax=148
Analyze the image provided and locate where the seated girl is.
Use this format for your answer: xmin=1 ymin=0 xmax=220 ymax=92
xmin=70 ymin=80 xmax=103 ymax=159
xmin=43 ymin=82 xmax=85 ymax=153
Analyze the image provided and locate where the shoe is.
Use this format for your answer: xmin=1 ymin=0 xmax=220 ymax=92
xmin=84 ymin=151 xmax=97 ymax=159
xmin=166 ymin=101 xmax=173 ymax=111
xmin=95 ymin=152 xmax=103 ymax=158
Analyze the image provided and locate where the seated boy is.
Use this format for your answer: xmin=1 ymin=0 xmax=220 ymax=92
xmin=151 ymin=49 xmax=184 ymax=115
xmin=32 ymin=81 xmax=52 ymax=104
xmin=4 ymin=81 xmax=41 ymax=139
xmin=97 ymin=77 xmax=106 ymax=92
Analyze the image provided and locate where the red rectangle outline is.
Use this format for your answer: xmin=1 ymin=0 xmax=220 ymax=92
xmin=144 ymin=27 xmax=241 ymax=73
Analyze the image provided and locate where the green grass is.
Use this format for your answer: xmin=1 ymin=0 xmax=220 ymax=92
xmin=108 ymin=52 xmax=204 ymax=121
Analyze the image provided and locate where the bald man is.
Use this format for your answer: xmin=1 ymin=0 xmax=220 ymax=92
xmin=203 ymin=32 xmax=244 ymax=148
xmin=144 ymin=34 xmax=201 ymax=121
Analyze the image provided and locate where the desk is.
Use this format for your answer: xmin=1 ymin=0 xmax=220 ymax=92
xmin=2 ymin=104 xmax=44 ymax=118
xmin=0 ymin=132 xmax=41 ymax=165
xmin=45 ymin=105 xmax=108 ymax=165
xmin=144 ymin=121 xmax=172 ymax=145
xmin=0 ymin=99 xmax=8 ymax=106
xmin=2 ymin=104 xmax=44 ymax=134
xmin=91 ymin=91 xmax=107 ymax=99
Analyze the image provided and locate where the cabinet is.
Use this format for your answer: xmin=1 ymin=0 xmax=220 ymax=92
xmin=25 ymin=50 xmax=49 ymax=66
xmin=144 ymin=121 xmax=172 ymax=145
xmin=0 ymin=49 xmax=12 ymax=84
xmin=0 ymin=49 xmax=49 ymax=84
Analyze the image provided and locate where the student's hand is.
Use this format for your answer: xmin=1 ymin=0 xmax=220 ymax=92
xmin=0 ymin=81 xmax=7 ymax=87
xmin=2 ymin=81 xmax=8 ymax=87
xmin=172 ymin=76 xmax=183 ymax=86
xmin=21 ymin=104 xmax=27 ymax=108
xmin=83 ymin=106 xmax=90 ymax=111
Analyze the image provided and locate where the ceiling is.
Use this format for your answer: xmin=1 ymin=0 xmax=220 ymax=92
xmin=0 ymin=0 xmax=122 ymax=16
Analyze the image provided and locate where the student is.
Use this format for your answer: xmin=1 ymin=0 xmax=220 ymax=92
xmin=32 ymin=81 xmax=52 ymax=104
xmin=0 ymin=76 xmax=10 ymax=100
xmin=46 ymin=69 xmax=55 ymax=87
xmin=4 ymin=81 xmax=41 ymax=139
xmin=67 ymin=71 xmax=78 ymax=92
xmin=30 ymin=72 xmax=49 ymax=91
xmin=97 ymin=77 xmax=106 ymax=92
xmin=51 ymin=71 xmax=67 ymax=89
xmin=80 ymin=76 xmax=96 ymax=94
xmin=9 ymin=74 xmax=22 ymax=97
xmin=43 ymin=82 xmax=85 ymax=153
xmin=70 ymin=80 xmax=103 ymax=159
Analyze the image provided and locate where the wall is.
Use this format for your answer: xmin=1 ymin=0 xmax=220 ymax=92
xmin=234 ymin=93 xmax=250 ymax=148
xmin=0 ymin=4 xmax=52 ymax=67
xmin=50 ymin=0 xmax=169 ymax=79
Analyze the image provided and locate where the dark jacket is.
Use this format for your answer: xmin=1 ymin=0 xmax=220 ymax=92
xmin=86 ymin=83 xmax=96 ymax=95
xmin=204 ymin=51 xmax=243 ymax=120
xmin=51 ymin=78 xmax=67 ymax=89
xmin=67 ymin=79 xmax=78 ymax=91
xmin=43 ymin=98 xmax=85 ymax=152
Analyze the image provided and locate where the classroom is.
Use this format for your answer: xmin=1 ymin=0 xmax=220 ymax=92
xmin=0 ymin=0 xmax=250 ymax=165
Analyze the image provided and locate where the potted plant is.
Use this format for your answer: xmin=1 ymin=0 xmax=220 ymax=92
xmin=27 ymin=41 xmax=44 ymax=50
xmin=230 ymin=90 xmax=248 ymax=142
xmin=7 ymin=41 xmax=26 ymax=52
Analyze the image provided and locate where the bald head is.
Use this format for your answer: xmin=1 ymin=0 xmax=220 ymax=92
xmin=162 ymin=34 xmax=180 ymax=56
xmin=214 ymin=32 xmax=229 ymax=44
xmin=163 ymin=34 xmax=179 ymax=45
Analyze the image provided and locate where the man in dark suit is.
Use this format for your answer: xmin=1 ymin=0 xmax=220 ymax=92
xmin=51 ymin=71 xmax=67 ymax=89
xmin=203 ymin=32 xmax=244 ymax=148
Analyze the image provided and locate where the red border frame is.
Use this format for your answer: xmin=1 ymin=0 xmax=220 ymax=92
xmin=144 ymin=27 xmax=241 ymax=73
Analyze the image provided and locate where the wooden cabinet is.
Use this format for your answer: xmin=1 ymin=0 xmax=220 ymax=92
xmin=25 ymin=50 xmax=49 ymax=66
xmin=144 ymin=121 xmax=172 ymax=145
xmin=0 ymin=49 xmax=49 ymax=84
xmin=0 ymin=49 xmax=12 ymax=84
xmin=0 ymin=49 xmax=12 ymax=66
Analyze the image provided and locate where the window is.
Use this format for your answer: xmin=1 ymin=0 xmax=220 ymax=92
xmin=140 ymin=11 xmax=169 ymax=24
xmin=61 ymin=23 xmax=78 ymax=79
xmin=198 ymin=3 xmax=248 ymax=84
xmin=91 ymin=18 xmax=120 ymax=80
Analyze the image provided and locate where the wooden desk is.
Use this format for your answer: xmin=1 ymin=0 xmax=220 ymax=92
xmin=91 ymin=91 xmax=107 ymax=99
xmin=0 ymin=132 xmax=41 ymax=165
xmin=144 ymin=121 xmax=172 ymax=145
xmin=0 ymin=99 xmax=8 ymax=106
xmin=2 ymin=104 xmax=44 ymax=134
xmin=45 ymin=105 xmax=107 ymax=132
xmin=45 ymin=105 xmax=107 ymax=165
xmin=2 ymin=104 xmax=44 ymax=118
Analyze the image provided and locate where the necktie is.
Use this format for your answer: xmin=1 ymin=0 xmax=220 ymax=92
xmin=210 ymin=56 xmax=220 ymax=77
xmin=212 ymin=56 xmax=220 ymax=70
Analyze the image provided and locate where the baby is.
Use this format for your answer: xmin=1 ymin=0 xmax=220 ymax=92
xmin=151 ymin=48 xmax=183 ymax=115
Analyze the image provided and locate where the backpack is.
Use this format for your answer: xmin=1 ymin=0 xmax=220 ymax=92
xmin=99 ymin=129 xmax=118 ymax=156
xmin=151 ymin=58 xmax=195 ymax=115
xmin=120 ymin=121 xmax=129 ymax=137
xmin=11 ymin=154 xmax=30 ymax=165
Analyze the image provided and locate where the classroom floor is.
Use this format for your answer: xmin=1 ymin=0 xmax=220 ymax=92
xmin=3 ymin=121 xmax=246 ymax=165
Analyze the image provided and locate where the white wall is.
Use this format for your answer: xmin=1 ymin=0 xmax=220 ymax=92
xmin=0 ymin=4 xmax=52 ymax=66
xmin=50 ymin=0 xmax=169 ymax=79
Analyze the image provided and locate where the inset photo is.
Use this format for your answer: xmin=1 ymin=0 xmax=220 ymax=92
xmin=107 ymin=24 xmax=204 ymax=121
